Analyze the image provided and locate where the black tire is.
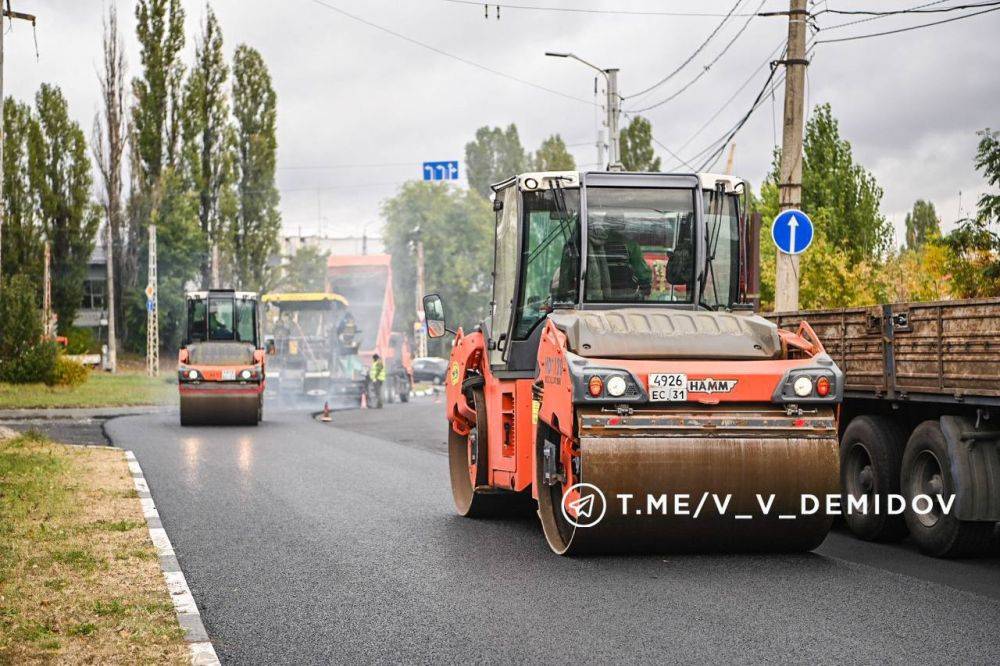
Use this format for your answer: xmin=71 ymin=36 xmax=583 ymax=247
xmin=901 ymin=421 xmax=996 ymax=557
xmin=400 ymin=377 xmax=410 ymax=403
xmin=840 ymin=415 xmax=909 ymax=542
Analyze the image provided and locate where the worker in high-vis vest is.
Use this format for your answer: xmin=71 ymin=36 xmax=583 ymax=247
xmin=369 ymin=353 xmax=386 ymax=409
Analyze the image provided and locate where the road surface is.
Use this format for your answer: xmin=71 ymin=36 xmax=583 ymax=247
xmin=106 ymin=397 xmax=1000 ymax=664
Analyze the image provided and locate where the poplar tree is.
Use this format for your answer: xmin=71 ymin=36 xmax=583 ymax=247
xmin=28 ymin=84 xmax=100 ymax=332
xmin=1 ymin=98 xmax=43 ymax=289
xmin=620 ymin=116 xmax=661 ymax=172
xmin=532 ymin=134 xmax=576 ymax=171
xmin=231 ymin=44 xmax=281 ymax=292
xmin=182 ymin=7 xmax=236 ymax=287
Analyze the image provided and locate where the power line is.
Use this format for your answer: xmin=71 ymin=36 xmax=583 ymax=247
xmin=820 ymin=0 xmax=951 ymax=32
xmin=627 ymin=0 xmax=768 ymax=113
xmin=626 ymin=0 xmax=748 ymax=99
xmin=440 ymin=0 xmax=764 ymax=18
xmin=305 ymin=0 xmax=595 ymax=106
xmin=819 ymin=1 xmax=1000 ymax=17
xmin=816 ymin=3 xmax=1000 ymax=44
xmin=278 ymin=162 xmax=421 ymax=171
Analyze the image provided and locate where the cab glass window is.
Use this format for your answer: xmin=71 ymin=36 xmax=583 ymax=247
xmin=513 ymin=188 xmax=581 ymax=339
xmin=236 ymin=299 xmax=257 ymax=344
xmin=584 ymin=187 xmax=695 ymax=303
xmin=188 ymin=299 xmax=207 ymax=342
xmin=701 ymin=192 xmax=741 ymax=310
xmin=208 ymin=298 xmax=235 ymax=340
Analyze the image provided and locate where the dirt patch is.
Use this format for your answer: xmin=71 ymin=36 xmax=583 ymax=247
xmin=0 ymin=432 xmax=188 ymax=664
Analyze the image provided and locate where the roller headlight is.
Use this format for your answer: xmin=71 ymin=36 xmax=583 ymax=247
xmin=240 ymin=369 xmax=252 ymax=380
xmin=606 ymin=375 xmax=627 ymax=397
xmin=793 ymin=376 xmax=813 ymax=397
xmin=187 ymin=369 xmax=199 ymax=380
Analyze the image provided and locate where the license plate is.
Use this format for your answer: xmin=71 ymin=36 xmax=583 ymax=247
xmin=222 ymin=370 xmax=237 ymax=381
xmin=648 ymin=373 xmax=687 ymax=401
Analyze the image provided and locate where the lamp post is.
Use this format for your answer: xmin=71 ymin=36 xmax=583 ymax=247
xmin=545 ymin=51 xmax=621 ymax=169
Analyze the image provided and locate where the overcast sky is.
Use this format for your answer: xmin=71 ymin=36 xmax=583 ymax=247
xmin=5 ymin=1 xmax=999 ymax=245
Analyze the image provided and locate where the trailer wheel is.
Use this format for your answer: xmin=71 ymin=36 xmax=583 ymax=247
xmin=448 ymin=388 xmax=518 ymax=517
xmin=399 ymin=376 xmax=410 ymax=403
xmin=840 ymin=416 xmax=908 ymax=542
xmin=902 ymin=421 xmax=995 ymax=557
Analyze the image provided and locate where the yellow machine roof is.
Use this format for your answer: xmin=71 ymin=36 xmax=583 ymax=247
xmin=262 ymin=292 xmax=349 ymax=306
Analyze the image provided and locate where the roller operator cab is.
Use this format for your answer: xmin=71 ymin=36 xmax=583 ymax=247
xmin=178 ymin=290 xmax=266 ymax=426
xmin=425 ymin=170 xmax=845 ymax=555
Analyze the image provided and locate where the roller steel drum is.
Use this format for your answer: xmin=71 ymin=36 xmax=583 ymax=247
xmin=179 ymin=391 xmax=261 ymax=426
xmin=537 ymin=406 xmax=840 ymax=555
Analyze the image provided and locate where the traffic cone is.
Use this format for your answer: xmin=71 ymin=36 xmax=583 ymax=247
xmin=321 ymin=401 xmax=332 ymax=422
xmin=360 ymin=391 xmax=367 ymax=410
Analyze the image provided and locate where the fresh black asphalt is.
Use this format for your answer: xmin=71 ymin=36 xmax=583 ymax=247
xmin=105 ymin=397 xmax=1000 ymax=664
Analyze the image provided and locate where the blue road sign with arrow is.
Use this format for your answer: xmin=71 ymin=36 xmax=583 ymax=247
xmin=422 ymin=161 xmax=459 ymax=181
xmin=771 ymin=209 xmax=814 ymax=255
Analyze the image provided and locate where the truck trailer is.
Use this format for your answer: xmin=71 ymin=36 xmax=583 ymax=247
xmin=768 ymin=299 xmax=1000 ymax=556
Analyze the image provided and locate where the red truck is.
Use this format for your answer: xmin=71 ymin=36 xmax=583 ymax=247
xmin=326 ymin=254 xmax=413 ymax=403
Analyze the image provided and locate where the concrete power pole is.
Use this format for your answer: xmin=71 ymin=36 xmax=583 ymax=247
xmin=606 ymin=68 xmax=622 ymax=169
xmin=774 ymin=0 xmax=809 ymax=312
xmin=104 ymin=223 xmax=117 ymax=372
xmin=42 ymin=241 xmax=52 ymax=336
xmin=146 ymin=224 xmax=159 ymax=377
xmin=415 ymin=239 xmax=427 ymax=358
xmin=0 ymin=6 xmax=38 ymax=291
xmin=594 ymin=77 xmax=606 ymax=169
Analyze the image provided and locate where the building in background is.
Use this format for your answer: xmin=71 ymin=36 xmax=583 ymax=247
xmin=281 ymin=233 xmax=384 ymax=258
xmin=75 ymin=245 xmax=108 ymax=332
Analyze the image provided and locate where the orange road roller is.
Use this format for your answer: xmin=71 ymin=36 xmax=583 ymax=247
xmin=425 ymin=170 xmax=843 ymax=555
xmin=177 ymin=290 xmax=266 ymax=426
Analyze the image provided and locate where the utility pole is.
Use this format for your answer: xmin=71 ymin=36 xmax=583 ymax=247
xmin=606 ymin=68 xmax=622 ymax=169
xmin=146 ymin=224 xmax=159 ymax=377
xmin=42 ymin=241 xmax=52 ymax=336
xmin=0 ymin=5 xmax=38 ymax=291
xmin=545 ymin=52 xmax=619 ymax=170
xmin=774 ymin=0 xmax=809 ymax=312
xmin=725 ymin=143 xmax=736 ymax=176
xmin=594 ymin=77 xmax=606 ymax=169
xmin=414 ymin=238 xmax=427 ymax=358
xmin=104 ymin=223 xmax=117 ymax=372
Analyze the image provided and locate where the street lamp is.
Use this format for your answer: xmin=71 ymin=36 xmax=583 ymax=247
xmin=545 ymin=51 xmax=621 ymax=169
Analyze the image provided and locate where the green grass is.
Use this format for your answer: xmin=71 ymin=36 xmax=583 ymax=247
xmin=0 ymin=371 xmax=175 ymax=409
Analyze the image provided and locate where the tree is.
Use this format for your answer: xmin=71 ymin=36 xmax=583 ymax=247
xmin=464 ymin=124 xmax=528 ymax=198
xmin=182 ymin=7 xmax=236 ymax=287
xmin=94 ymin=2 xmax=128 ymax=352
xmin=532 ymin=134 xmax=575 ymax=171
xmin=1 ymin=98 xmax=42 ymax=290
xmin=28 ymin=84 xmax=100 ymax=333
xmin=620 ymin=116 xmax=661 ymax=172
xmin=946 ymin=128 xmax=1000 ymax=297
xmin=382 ymin=182 xmax=494 ymax=337
xmin=801 ymin=103 xmax=892 ymax=262
xmin=127 ymin=0 xmax=194 ymax=352
xmin=231 ymin=45 xmax=281 ymax=292
xmin=132 ymin=0 xmax=185 ymax=187
xmin=904 ymin=199 xmax=941 ymax=250
xmin=280 ymin=246 xmax=328 ymax=292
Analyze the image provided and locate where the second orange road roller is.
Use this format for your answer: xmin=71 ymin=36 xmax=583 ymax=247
xmin=424 ymin=170 xmax=843 ymax=554
xmin=177 ymin=289 xmax=266 ymax=426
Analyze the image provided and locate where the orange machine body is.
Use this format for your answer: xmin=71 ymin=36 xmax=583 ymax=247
xmin=446 ymin=320 xmax=835 ymax=501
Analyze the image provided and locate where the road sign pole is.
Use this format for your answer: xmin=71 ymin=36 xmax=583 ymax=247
xmin=775 ymin=0 xmax=809 ymax=312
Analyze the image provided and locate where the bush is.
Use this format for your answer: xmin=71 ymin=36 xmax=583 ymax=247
xmin=0 ymin=341 xmax=58 ymax=384
xmin=64 ymin=326 xmax=97 ymax=355
xmin=51 ymin=355 xmax=89 ymax=387
xmin=0 ymin=274 xmax=43 ymax=360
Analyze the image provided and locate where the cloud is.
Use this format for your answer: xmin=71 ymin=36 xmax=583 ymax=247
xmin=3 ymin=0 xmax=997 ymax=239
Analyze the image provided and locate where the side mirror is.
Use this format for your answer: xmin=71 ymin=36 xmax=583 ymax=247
xmin=423 ymin=293 xmax=447 ymax=339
